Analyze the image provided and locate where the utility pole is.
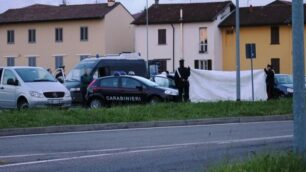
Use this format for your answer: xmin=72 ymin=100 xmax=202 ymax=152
xmin=180 ymin=9 xmax=184 ymax=60
xmin=235 ymin=0 xmax=241 ymax=101
xmin=292 ymin=0 xmax=306 ymax=158
xmin=146 ymin=0 xmax=149 ymax=76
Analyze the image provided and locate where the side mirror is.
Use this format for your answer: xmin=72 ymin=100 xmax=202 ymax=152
xmin=136 ymin=86 xmax=143 ymax=91
xmin=7 ymin=78 xmax=18 ymax=86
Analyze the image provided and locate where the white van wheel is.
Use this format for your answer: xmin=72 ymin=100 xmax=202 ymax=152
xmin=90 ymin=99 xmax=103 ymax=109
xmin=18 ymin=99 xmax=29 ymax=110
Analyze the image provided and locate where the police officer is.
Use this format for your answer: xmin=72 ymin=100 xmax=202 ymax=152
xmin=80 ymin=69 xmax=93 ymax=107
xmin=175 ymin=59 xmax=191 ymax=102
xmin=264 ymin=64 xmax=275 ymax=100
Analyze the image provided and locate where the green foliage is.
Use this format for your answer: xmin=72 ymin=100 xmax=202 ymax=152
xmin=210 ymin=152 xmax=306 ymax=172
xmin=0 ymin=98 xmax=292 ymax=129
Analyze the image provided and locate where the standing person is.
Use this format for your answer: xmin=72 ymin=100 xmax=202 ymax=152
xmin=175 ymin=59 xmax=191 ymax=102
xmin=47 ymin=68 xmax=52 ymax=74
xmin=80 ymin=69 xmax=93 ymax=107
xmin=264 ymin=64 xmax=275 ymax=100
xmin=55 ymin=66 xmax=65 ymax=83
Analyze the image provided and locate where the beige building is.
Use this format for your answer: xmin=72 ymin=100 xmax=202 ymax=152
xmin=0 ymin=1 xmax=134 ymax=72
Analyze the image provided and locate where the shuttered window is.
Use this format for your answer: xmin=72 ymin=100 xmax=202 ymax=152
xmin=28 ymin=29 xmax=36 ymax=43
xmin=271 ymin=26 xmax=279 ymax=44
xmin=158 ymin=29 xmax=166 ymax=45
xmin=55 ymin=28 xmax=63 ymax=42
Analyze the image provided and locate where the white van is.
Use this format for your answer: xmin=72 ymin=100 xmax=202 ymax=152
xmin=0 ymin=66 xmax=71 ymax=109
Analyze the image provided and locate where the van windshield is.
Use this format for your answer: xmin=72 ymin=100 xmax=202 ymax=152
xmin=66 ymin=59 xmax=98 ymax=82
xmin=15 ymin=68 xmax=56 ymax=82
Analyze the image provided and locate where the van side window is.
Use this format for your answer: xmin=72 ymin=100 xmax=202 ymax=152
xmin=3 ymin=69 xmax=17 ymax=85
xmin=0 ymin=69 xmax=3 ymax=84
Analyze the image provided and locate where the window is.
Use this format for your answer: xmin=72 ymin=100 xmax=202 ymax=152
xmin=15 ymin=68 xmax=56 ymax=83
xmin=121 ymin=78 xmax=142 ymax=89
xmin=3 ymin=69 xmax=17 ymax=85
xmin=194 ymin=59 xmax=212 ymax=70
xmin=100 ymin=78 xmax=119 ymax=88
xmin=7 ymin=30 xmax=14 ymax=44
xmin=199 ymin=27 xmax=208 ymax=53
xmin=80 ymin=27 xmax=88 ymax=41
xmin=28 ymin=57 xmax=36 ymax=66
xmin=271 ymin=58 xmax=280 ymax=74
xmin=0 ymin=69 xmax=3 ymax=82
xmin=7 ymin=57 xmax=15 ymax=66
xmin=271 ymin=26 xmax=279 ymax=44
xmin=154 ymin=76 xmax=176 ymax=89
xmin=158 ymin=29 xmax=166 ymax=45
xmin=28 ymin=29 xmax=36 ymax=43
xmin=55 ymin=56 xmax=63 ymax=69
xmin=149 ymin=60 xmax=167 ymax=77
xmin=80 ymin=55 xmax=89 ymax=61
xmin=55 ymin=28 xmax=63 ymax=42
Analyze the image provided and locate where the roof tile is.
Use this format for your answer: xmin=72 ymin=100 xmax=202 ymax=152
xmin=133 ymin=1 xmax=233 ymax=25
xmin=0 ymin=3 xmax=119 ymax=24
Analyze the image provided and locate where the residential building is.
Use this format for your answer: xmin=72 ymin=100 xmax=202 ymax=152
xmin=0 ymin=1 xmax=134 ymax=71
xmin=132 ymin=1 xmax=234 ymax=75
xmin=219 ymin=0 xmax=305 ymax=74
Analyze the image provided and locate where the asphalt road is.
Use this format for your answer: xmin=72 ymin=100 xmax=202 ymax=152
xmin=0 ymin=121 xmax=293 ymax=172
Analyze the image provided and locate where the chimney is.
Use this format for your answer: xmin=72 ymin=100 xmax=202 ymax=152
xmin=249 ymin=5 xmax=253 ymax=13
xmin=155 ymin=0 xmax=159 ymax=5
xmin=107 ymin=0 xmax=115 ymax=7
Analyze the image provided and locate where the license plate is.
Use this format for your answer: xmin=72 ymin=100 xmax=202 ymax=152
xmin=48 ymin=99 xmax=63 ymax=105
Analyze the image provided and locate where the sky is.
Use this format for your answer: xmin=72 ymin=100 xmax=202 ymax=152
xmin=0 ymin=0 xmax=293 ymax=14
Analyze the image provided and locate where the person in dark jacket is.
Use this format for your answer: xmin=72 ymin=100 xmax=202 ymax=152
xmin=80 ymin=69 xmax=93 ymax=107
xmin=175 ymin=59 xmax=191 ymax=102
xmin=264 ymin=64 xmax=275 ymax=100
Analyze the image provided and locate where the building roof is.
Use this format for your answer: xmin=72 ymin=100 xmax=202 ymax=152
xmin=132 ymin=12 xmax=143 ymax=20
xmin=219 ymin=1 xmax=301 ymax=27
xmin=0 ymin=3 xmax=120 ymax=24
xmin=132 ymin=1 xmax=233 ymax=25
xmin=265 ymin=0 xmax=291 ymax=6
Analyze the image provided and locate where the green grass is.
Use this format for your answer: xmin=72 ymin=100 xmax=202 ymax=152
xmin=0 ymin=98 xmax=292 ymax=129
xmin=209 ymin=152 xmax=306 ymax=172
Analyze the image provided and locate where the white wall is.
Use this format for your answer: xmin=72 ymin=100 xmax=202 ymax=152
xmin=134 ymin=6 xmax=231 ymax=72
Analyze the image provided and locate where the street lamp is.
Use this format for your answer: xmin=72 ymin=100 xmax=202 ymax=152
xmin=235 ymin=0 xmax=241 ymax=101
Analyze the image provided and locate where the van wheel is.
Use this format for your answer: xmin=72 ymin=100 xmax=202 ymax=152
xmin=18 ymin=99 xmax=29 ymax=110
xmin=89 ymin=98 xmax=103 ymax=109
xmin=150 ymin=96 xmax=162 ymax=105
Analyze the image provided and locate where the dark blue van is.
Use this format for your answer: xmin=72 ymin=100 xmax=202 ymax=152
xmin=65 ymin=53 xmax=147 ymax=103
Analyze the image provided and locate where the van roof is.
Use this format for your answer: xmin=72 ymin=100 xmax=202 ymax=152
xmin=84 ymin=53 xmax=145 ymax=61
xmin=0 ymin=66 xmax=42 ymax=69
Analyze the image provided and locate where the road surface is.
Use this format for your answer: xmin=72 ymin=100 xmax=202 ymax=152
xmin=0 ymin=120 xmax=292 ymax=172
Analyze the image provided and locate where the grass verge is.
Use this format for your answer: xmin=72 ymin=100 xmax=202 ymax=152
xmin=0 ymin=98 xmax=292 ymax=129
xmin=209 ymin=152 xmax=306 ymax=172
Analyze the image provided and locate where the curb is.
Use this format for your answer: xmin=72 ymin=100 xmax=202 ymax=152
xmin=0 ymin=115 xmax=292 ymax=137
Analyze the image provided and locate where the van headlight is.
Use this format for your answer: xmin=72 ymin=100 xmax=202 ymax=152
xmin=65 ymin=91 xmax=71 ymax=97
xmin=30 ymin=91 xmax=44 ymax=98
xmin=165 ymin=89 xmax=178 ymax=96
xmin=70 ymin=88 xmax=80 ymax=92
xmin=287 ymin=88 xmax=294 ymax=93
